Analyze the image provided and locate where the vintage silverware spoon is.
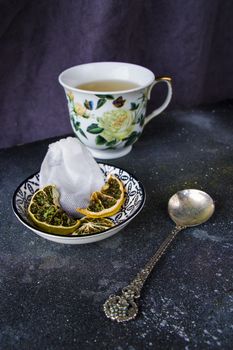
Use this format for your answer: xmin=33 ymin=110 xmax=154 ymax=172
xmin=103 ymin=189 xmax=215 ymax=322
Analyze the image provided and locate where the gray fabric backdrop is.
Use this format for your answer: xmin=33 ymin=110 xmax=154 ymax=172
xmin=1 ymin=0 xmax=233 ymax=149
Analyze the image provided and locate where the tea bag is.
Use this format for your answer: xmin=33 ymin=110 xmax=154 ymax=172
xmin=39 ymin=137 xmax=105 ymax=217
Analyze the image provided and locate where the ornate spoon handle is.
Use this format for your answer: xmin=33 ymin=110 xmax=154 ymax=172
xmin=103 ymin=225 xmax=185 ymax=322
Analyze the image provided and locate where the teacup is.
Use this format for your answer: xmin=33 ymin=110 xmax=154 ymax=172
xmin=59 ymin=62 xmax=172 ymax=159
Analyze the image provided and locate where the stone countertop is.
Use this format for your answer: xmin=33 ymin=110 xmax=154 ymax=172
xmin=0 ymin=102 xmax=232 ymax=349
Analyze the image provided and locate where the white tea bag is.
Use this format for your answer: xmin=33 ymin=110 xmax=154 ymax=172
xmin=39 ymin=137 xmax=105 ymax=217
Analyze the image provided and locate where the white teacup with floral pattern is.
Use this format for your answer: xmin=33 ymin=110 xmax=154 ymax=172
xmin=59 ymin=62 xmax=172 ymax=159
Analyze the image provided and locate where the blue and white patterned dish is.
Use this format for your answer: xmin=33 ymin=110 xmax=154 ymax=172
xmin=12 ymin=163 xmax=145 ymax=244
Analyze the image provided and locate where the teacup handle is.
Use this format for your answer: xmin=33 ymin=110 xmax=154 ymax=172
xmin=144 ymin=77 xmax=172 ymax=125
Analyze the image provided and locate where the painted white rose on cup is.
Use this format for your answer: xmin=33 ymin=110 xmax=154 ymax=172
xmin=98 ymin=110 xmax=134 ymax=142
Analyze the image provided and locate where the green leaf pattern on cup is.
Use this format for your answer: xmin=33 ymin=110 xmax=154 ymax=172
xmin=130 ymin=102 xmax=139 ymax=111
xmin=96 ymin=98 xmax=107 ymax=109
xmin=67 ymin=91 xmax=147 ymax=148
xmin=70 ymin=119 xmax=88 ymax=140
xmin=96 ymin=135 xmax=107 ymax=145
xmin=95 ymin=94 xmax=114 ymax=100
xmin=87 ymin=123 xmax=104 ymax=134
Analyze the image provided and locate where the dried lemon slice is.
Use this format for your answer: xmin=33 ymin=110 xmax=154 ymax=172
xmin=28 ymin=185 xmax=80 ymax=235
xmin=77 ymin=175 xmax=125 ymax=218
xmin=73 ymin=217 xmax=114 ymax=235
xmin=101 ymin=175 xmax=124 ymax=200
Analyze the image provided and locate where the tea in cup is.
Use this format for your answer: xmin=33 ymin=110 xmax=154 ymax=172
xmin=59 ymin=62 xmax=172 ymax=159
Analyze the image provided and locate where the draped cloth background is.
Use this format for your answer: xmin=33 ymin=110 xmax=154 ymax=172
xmin=1 ymin=0 xmax=233 ymax=149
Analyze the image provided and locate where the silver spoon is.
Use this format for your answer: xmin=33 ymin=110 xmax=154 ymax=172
xmin=103 ymin=189 xmax=215 ymax=322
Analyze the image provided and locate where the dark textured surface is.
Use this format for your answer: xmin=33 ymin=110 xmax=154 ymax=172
xmin=0 ymin=102 xmax=233 ymax=349
xmin=1 ymin=0 xmax=233 ymax=148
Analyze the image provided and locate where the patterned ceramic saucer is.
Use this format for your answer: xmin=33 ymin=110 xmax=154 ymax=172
xmin=12 ymin=163 xmax=145 ymax=244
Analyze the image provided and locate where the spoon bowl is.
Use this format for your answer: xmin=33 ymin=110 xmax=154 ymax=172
xmin=168 ymin=189 xmax=215 ymax=227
